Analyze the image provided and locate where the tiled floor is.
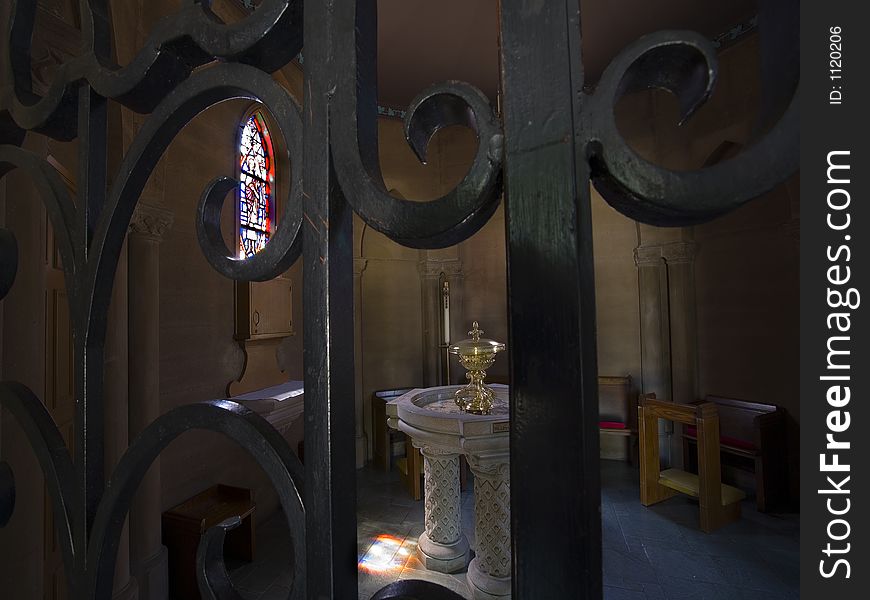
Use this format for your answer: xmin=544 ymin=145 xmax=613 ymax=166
xmin=229 ymin=460 xmax=799 ymax=599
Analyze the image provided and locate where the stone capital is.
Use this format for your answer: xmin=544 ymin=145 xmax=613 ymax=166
xmin=466 ymin=453 xmax=510 ymax=480
xmin=353 ymin=257 xmax=368 ymax=276
xmin=633 ymin=245 xmax=665 ymax=268
xmin=418 ymin=258 xmax=463 ymax=279
xmin=417 ymin=444 xmax=460 ymax=459
xmin=129 ymin=204 xmax=173 ymax=242
xmin=634 ymin=241 xmax=697 ymax=267
xmin=660 ymin=241 xmax=697 ymax=265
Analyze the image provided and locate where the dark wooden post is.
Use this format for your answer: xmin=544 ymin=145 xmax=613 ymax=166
xmin=500 ymin=1 xmax=602 ymax=597
xmin=303 ymin=2 xmax=358 ymax=598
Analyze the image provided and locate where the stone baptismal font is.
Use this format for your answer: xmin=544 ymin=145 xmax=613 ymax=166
xmin=386 ymin=323 xmax=511 ymax=600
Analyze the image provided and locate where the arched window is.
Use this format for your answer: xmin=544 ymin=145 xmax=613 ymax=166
xmin=238 ymin=110 xmax=276 ymax=258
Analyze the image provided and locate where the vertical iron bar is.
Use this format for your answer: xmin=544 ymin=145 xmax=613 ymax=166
xmin=75 ymin=83 xmax=107 ymax=579
xmin=500 ymin=0 xmax=602 ymax=598
xmin=76 ymin=0 xmax=111 ymax=564
xmin=303 ymin=2 xmax=358 ymax=598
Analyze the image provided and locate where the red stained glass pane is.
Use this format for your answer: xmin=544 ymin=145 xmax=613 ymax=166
xmin=238 ymin=112 xmax=275 ymax=258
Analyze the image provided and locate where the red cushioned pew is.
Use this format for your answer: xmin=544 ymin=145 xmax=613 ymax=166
xmin=598 ymin=376 xmax=638 ymax=462
xmin=682 ymin=395 xmax=787 ymax=512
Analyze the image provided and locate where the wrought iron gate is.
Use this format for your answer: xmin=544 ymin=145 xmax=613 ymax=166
xmin=0 ymin=0 xmax=798 ymax=598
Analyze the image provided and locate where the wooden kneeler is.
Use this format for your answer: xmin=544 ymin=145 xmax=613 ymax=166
xmin=639 ymin=395 xmax=746 ymax=533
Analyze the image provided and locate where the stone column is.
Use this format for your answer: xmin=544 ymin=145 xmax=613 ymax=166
xmin=105 ymin=240 xmax=139 ymax=600
xmin=634 ymin=246 xmax=671 ymax=401
xmin=467 ymin=454 xmax=511 ymax=600
xmin=418 ymin=261 xmax=442 ymax=387
xmin=445 ymin=264 xmax=465 ymax=385
xmin=128 ymin=204 xmax=173 ymax=600
xmin=418 ymin=258 xmax=463 ymax=386
xmin=634 ymin=245 xmax=672 ymax=465
xmin=353 ymin=257 xmax=368 ymax=468
xmin=416 ymin=445 xmax=469 ymax=573
xmin=662 ymin=242 xmax=698 ymax=407
xmin=635 ymin=241 xmax=700 ymax=468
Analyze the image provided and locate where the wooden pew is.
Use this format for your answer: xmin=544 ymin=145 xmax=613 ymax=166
xmin=598 ymin=376 xmax=636 ymax=462
xmin=682 ymin=396 xmax=787 ymax=512
xmin=639 ymin=395 xmax=745 ymax=533
xmin=162 ymin=485 xmax=255 ymax=598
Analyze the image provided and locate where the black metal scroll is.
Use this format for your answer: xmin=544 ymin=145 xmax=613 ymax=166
xmin=0 ymin=0 xmax=798 ymax=599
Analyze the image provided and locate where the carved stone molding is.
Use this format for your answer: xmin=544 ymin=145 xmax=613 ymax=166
xmin=129 ymin=204 xmax=174 ymax=242
xmin=418 ymin=258 xmax=463 ymax=279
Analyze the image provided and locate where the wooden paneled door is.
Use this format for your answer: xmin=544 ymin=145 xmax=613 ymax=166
xmin=42 ymin=180 xmax=75 ymax=600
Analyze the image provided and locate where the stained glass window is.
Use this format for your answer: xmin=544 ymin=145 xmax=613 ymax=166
xmin=238 ymin=111 xmax=275 ymax=258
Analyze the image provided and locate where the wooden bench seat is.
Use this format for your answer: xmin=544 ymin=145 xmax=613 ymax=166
xmin=659 ymin=468 xmax=746 ymax=506
xmin=372 ymin=388 xmax=415 ymax=472
xmin=639 ymin=395 xmax=742 ymax=532
xmin=682 ymin=396 xmax=787 ymax=512
xmin=598 ymin=376 xmax=637 ymax=461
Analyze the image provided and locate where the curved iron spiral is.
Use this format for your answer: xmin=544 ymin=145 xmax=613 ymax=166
xmin=584 ymin=28 xmax=799 ymax=226
xmin=0 ymin=146 xmax=78 ymax=301
xmin=0 ymin=61 xmax=307 ymax=391
xmin=329 ymin=1 xmax=503 ymax=250
xmin=86 ymin=60 xmax=304 ymax=323
xmin=0 ymin=383 xmax=77 ymax=592
xmin=0 ymin=383 xmax=308 ymax=600
xmin=196 ymin=517 xmax=248 ymax=600
xmin=370 ymin=579 xmax=468 ymax=600
xmin=0 ymin=0 xmax=302 ymax=140
xmin=1 ymin=3 xmax=308 ymax=599
xmin=85 ymin=400 xmax=305 ymax=600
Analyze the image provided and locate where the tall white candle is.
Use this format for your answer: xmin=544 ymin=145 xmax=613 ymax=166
xmin=442 ymin=280 xmax=450 ymax=344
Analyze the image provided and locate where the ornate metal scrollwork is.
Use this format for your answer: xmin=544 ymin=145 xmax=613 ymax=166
xmin=0 ymin=382 xmax=76 ymax=581
xmin=0 ymin=144 xmax=78 ymax=299
xmin=585 ymin=30 xmax=799 ymax=226
xmin=1 ymin=1 xmax=307 ymax=599
xmin=329 ymin=0 xmax=504 ymax=250
xmin=85 ymin=400 xmax=305 ymax=600
xmin=370 ymin=580 xmax=467 ymax=600
xmin=2 ymin=0 xmax=303 ymax=138
xmin=0 ymin=0 xmax=798 ymax=598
